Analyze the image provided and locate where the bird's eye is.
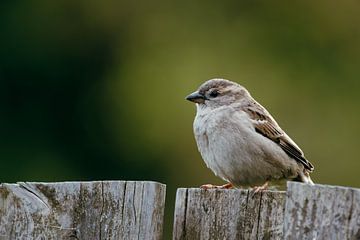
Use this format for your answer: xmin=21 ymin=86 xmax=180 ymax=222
xmin=209 ymin=90 xmax=219 ymax=98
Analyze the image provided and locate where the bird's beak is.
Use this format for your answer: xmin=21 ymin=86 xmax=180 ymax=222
xmin=185 ymin=91 xmax=207 ymax=104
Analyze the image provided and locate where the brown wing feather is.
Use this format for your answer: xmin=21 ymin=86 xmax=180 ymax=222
xmin=242 ymin=101 xmax=314 ymax=171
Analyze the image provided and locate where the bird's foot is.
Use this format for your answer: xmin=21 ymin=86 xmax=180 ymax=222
xmin=251 ymin=181 xmax=269 ymax=196
xmin=200 ymin=183 xmax=233 ymax=189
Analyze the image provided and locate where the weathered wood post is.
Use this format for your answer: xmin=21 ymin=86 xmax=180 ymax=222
xmin=0 ymin=181 xmax=166 ymax=240
xmin=284 ymin=182 xmax=360 ymax=240
xmin=172 ymin=188 xmax=286 ymax=240
xmin=173 ymin=183 xmax=360 ymax=240
xmin=2 ymin=180 xmax=360 ymax=239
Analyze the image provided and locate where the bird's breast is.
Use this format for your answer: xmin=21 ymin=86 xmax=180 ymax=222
xmin=193 ymin=107 xmax=253 ymax=181
xmin=193 ymin=106 xmax=291 ymax=186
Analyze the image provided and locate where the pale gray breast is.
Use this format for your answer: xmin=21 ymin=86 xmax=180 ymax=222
xmin=193 ymin=105 xmax=300 ymax=186
xmin=193 ymin=106 xmax=254 ymax=182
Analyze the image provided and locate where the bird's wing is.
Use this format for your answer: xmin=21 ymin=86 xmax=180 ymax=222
xmin=241 ymin=101 xmax=314 ymax=171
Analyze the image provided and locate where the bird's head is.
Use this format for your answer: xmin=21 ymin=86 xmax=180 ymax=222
xmin=186 ymin=78 xmax=250 ymax=109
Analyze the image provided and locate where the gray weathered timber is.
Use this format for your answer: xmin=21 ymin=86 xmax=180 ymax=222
xmin=172 ymin=188 xmax=286 ymax=240
xmin=0 ymin=181 xmax=166 ymax=240
xmin=284 ymin=182 xmax=360 ymax=240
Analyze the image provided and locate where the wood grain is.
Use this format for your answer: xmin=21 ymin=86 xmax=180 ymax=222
xmin=284 ymin=182 xmax=360 ymax=240
xmin=172 ymin=188 xmax=286 ymax=240
xmin=0 ymin=181 xmax=166 ymax=240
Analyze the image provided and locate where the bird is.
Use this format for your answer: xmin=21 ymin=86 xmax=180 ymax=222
xmin=185 ymin=78 xmax=314 ymax=191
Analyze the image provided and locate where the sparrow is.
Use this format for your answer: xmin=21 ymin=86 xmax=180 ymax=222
xmin=186 ymin=78 xmax=314 ymax=191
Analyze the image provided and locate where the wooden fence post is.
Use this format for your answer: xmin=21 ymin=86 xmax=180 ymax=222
xmin=3 ymin=181 xmax=360 ymax=239
xmin=172 ymin=188 xmax=286 ymax=240
xmin=284 ymin=182 xmax=360 ymax=240
xmin=0 ymin=181 xmax=166 ymax=240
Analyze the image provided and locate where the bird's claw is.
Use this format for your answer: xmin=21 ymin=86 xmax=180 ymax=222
xmin=250 ymin=182 xmax=269 ymax=197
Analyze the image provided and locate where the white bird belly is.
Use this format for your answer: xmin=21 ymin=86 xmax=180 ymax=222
xmin=194 ymin=106 xmax=300 ymax=186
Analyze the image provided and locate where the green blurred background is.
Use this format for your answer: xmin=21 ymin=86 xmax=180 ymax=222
xmin=1 ymin=0 xmax=360 ymax=237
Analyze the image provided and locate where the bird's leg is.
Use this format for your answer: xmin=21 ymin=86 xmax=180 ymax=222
xmin=252 ymin=181 xmax=269 ymax=194
xmin=200 ymin=183 xmax=233 ymax=189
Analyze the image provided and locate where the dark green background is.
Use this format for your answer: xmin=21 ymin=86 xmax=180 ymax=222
xmin=1 ymin=1 xmax=360 ymax=237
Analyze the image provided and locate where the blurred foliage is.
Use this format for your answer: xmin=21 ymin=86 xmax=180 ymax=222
xmin=1 ymin=0 xmax=360 ymax=237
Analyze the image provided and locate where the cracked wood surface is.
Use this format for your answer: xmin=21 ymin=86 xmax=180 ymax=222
xmin=284 ymin=182 xmax=360 ymax=240
xmin=172 ymin=188 xmax=286 ymax=240
xmin=0 ymin=181 xmax=166 ymax=240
